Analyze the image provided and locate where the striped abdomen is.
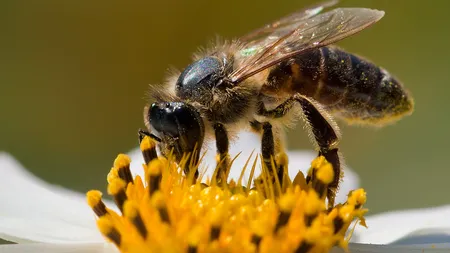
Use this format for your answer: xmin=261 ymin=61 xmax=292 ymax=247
xmin=262 ymin=46 xmax=414 ymax=125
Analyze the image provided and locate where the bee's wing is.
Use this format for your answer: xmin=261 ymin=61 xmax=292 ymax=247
xmin=230 ymin=8 xmax=384 ymax=83
xmin=240 ymin=0 xmax=339 ymax=42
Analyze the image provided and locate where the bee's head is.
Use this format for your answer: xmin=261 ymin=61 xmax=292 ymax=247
xmin=145 ymin=102 xmax=205 ymax=164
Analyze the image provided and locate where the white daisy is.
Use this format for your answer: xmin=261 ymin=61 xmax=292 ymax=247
xmin=0 ymin=132 xmax=448 ymax=252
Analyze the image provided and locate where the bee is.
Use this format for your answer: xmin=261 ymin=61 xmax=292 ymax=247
xmin=141 ymin=0 xmax=414 ymax=205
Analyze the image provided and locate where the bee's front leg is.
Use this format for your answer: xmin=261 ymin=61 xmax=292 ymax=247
xmin=213 ymin=123 xmax=230 ymax=184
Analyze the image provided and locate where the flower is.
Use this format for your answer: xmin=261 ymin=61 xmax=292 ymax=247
xmin=0 ymin=132 xmax=449 ymax=252
xmin=86 ymin=135 xmax=368 ymax=253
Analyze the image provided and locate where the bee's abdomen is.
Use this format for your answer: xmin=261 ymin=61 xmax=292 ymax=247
xmin=265 ymin=46 xmax=414 ymax=125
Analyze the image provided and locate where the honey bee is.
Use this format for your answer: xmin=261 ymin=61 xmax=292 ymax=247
xmin=141 ymin=0 xmax=414 ymax=205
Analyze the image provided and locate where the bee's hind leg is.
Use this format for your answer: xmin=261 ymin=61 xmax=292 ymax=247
xmin=256 ymin=95 xmax=342 ymax=207
xmin=213 ymin=123 xmax=230 ymax=184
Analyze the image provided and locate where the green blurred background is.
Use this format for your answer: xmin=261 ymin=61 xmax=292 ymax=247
xmin=0 ymin=0 xmax=448 ymax=215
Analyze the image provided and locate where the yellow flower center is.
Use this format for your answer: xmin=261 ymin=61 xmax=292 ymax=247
xmin=87 ymin=136 xmax=367 ymax=253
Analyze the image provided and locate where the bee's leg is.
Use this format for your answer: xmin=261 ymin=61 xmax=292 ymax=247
xmin=261 ymin=122 xmax=287 ymax=183
xmin=249 ymin=120 xmax=287 ymax=187
xmin=138 ymin=128 xmax=161 ymax=143
xmin=257 ymin=96 xmax=341 ymax=207
xmin=252 ymin=121 xmax=275 ymax=171
xmin=213 ymin=123 xmax=230 ymax=184
xmin=249 ymin=120 xmax=262 ymax=132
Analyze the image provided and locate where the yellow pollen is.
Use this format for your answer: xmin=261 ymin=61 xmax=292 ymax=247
xmin=317 ymin=164 xmax=334 ymax=184
xmin=150 ymin=191 xmax=166 ymax=209
xmin=96 ymin=217 xmax=114 ymax=236
xmin=86 ymin=190 xmax=102 ymax=208
xmin=278 ymin=190 xmax=296 ymax=212
xmin=87 ymin=150 xmax=368 ymax=253
xmin=107 ymin=179 xmax=126 ymax=195
xmin=311 ymin=156 xmax=326 ymax=169
xmin=348 ymin=189 xmax=367 ymax=206
xmin=123 ymin=201 xmax=139 ymax=218
xmin=107 ymin=167 xmax=119 ymax=184
xmin=140 ymin=135 xmax=159 ymax=165
xmin=113 ymin=154 xmax=131 ymax=169
xmin=97 ymin=217 xmax=114 ymax=234
xmin=140 ymin=135 xmax=156 ymax=151
xmin=304 ymin=190 xmax=325 ymax=215
xmin=148 ymin=158 xmax=164 ymax=176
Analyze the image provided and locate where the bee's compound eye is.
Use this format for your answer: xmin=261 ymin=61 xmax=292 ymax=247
xmin=148 ymin=102 xmax=204 ymax=155
xmin=175 ymin=57 xmax=222 ymax=100
xmin=149 ymin=103 xmax=177 ymax=137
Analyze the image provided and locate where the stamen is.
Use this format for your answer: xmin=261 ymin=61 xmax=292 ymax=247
xmin=139 ymin=135 xmax=158 ymax=165
xmin=86 ymin=190 xmax=108 ymax=217
xmin=237 ymin=151 xmax=253 ymax=186
xmin=209 ymin=226 xmax=221 ymax=241
xmin=107 ymin=179 xmax=127 ymax=213
xmin=87 ymin=143 xmax=368 ymax=253
xmin=295 ymin=241 xmax=313 ymax=253
xmin=97 ymin=217 xmax=122 ymax=247
xmin=347 ymin=188 xmax=367 ymax=209
xmin=113 ymin=154 xmax=133 ymax=184
xmin=276 ymin=152 xmax=290 ymax=190
xmin=274 ymin=192 xmax=295 ymax=232
xmin=187 ymin=225 xmax=205 ymax=252
xmin=246 ymin=155 xmax=259 ymax=189
xmin=123 ymin=201 xmax=148 ymax=239
xmin=147 ymin=159 xmax=163 ymax=196
xmin=207 ymin=206 xmax=224 ymax=241
xmin=151 ymin=191 xmax=171 ymax=224
xmin=269 ymin=158 xmax=282 ymax=197
xmin=107 ymin=167 xmax=118 ymax=184
xmin=187 ymin=245 xmax=198 ymax=253
xmin=251 ymin=234 xmax=262 ymax=248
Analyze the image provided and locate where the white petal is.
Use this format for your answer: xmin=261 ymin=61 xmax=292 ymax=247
xmin=1 ymin=242 xmax=448 ymax=253
xmin=128 ymin=148 xmax=145 ymax=179
xmin=0 ymin=243 xmax=118 ymax=253
xmin=331 ymin=243 xmax=450 ymax=253
xmin=353 ymin=205 xmax=450 ymax=245
xmin=0 ymin=152 xmax=108 ymax=243
xmin=128 ymin=131 xmax=359 ymax=204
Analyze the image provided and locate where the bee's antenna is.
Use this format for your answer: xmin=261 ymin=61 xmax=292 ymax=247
xmin=138 ymin=128 xmax=161 ymax=143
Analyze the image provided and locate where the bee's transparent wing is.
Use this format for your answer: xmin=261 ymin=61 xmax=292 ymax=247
xmin=240 ymin=0 xmax=339 ymax=42
xmin=230 ymin=8 xmax=384 ymax=83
